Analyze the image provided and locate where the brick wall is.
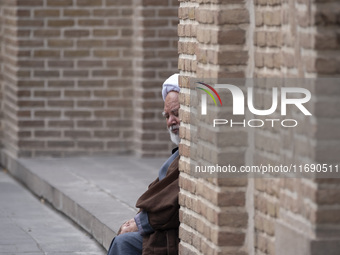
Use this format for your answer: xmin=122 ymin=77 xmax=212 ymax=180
xmin=0 ymin=0 xmax=179 ymax=158
xmin=179 ymin=0 xmax=340 ymax=254
xmin=0 ymin=1 xmax=3 ymax=151
xmin=132 ymin=0 xmax=179 ymax=157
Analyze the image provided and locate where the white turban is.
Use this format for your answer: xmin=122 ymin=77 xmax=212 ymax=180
xmin=162 ymin=74 xmax=179 ymax=101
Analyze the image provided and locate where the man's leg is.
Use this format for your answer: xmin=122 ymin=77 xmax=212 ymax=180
xmin=107 ymin=232 xmax=143 ymax=255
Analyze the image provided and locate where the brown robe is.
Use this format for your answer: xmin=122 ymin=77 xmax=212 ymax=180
xmin=135 ymin=155 xmax=180 ymax=255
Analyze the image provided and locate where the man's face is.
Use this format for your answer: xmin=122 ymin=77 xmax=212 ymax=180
xmin=163 ymin=91 xmax=180 ymax=145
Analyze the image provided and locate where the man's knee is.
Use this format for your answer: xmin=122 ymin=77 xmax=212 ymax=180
xmin=112 ymin=234 xmax=129 ymax=247
xmin=108 ymin=232 xmax=143 ymax=255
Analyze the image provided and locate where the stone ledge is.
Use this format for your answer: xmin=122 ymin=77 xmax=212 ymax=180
xmin=1 ymin=150 xmax=166 ymax=250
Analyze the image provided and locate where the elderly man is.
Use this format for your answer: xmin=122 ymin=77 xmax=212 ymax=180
xmin=107 ymin=74 xmax=181 ymax=255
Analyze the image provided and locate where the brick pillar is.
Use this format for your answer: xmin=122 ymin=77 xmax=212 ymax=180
xmin=178 ymin=1 xmax=250 ymax=254
xmin=0 ymin=1 xmax=3 ymax=151
xmin=252 ymin=0 xmax=282 ymax=254
xmin=252 ymin=0 xmax=340 ymax=255
xmin=2 ymin=1 xmax=19 ymax=158
xmin=180 ymin=0 xmax=340 ymax=254
xmin=132 ymin=0 xmax=179 ymax=157
xmin=275 ymin=0 xmax=340 ymax=254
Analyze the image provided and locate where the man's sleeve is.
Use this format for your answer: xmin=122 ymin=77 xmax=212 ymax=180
xmin=136 ymin=157 xmax=180 ymax=231
xmin=134 ymin=211 xmax=154 ymax=236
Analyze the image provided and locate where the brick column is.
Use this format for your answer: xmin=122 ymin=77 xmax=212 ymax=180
xmin=252 ymin=0 xmax=282 ymax=254
xmin=132 ymin=0 xmax=179 ymax=157
xmin=252 ymin=0 xmax=340 ymax=255
xmin=275 ymin=0 xmax=340 ymax=254
xmin=0 ymin=1 xmax=3 ymax=151
xmin=178 ymin=1 xmax=250 ymax=254
xmin=179 ymin=0 xmax=340 ymax=254
xmin=2 ymin=1 xmax=19 ymax=158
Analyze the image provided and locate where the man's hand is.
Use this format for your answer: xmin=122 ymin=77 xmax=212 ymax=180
xmin=118 ymin=218 xmax=138 ymax=235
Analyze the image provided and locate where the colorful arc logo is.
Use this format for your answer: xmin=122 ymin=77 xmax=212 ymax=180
xmin=196 ymin=82 xmax=222 ymax=115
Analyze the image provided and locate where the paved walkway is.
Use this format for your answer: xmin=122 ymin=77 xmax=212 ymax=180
xmin=0 ymin=169 xmax=105 ymax=255
xmin=2 ymin=154 xmax=167 ymax=251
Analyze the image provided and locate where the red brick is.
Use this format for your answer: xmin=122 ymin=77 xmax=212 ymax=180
xmin=76 ymin=0 xmax=102 ymax=6
xmin=78 ymin=19 xmax=104 ymax=26
xmin=34 ymin=10 xmax=60 ymax=17
xmin=63 ymin=70 xmax=89 ymax=77
xmin=77 ymin=120 xmax=103 ymax=127
xmin=17 ymin=20 xmax=44 ymax=27
xmin=106 ymin=0 xmax=132 ymax=5
xmin=316 ymin=209 xmax=340 ymax=224
xmin=63 ymin=9 xmax=90 ymax=16
xmin=48 ymin=120 xmax=74 ymax=127
xmin=34 ymin=70 xmax=60 ymax=77
xmin=94 ymin=90 xmax=119 ymax=97
xmin=65 ymin=111 xmax=91 ymax=118
xmin=77 ymin=141 xmax=104 ymax=149
xmin=18 ymin=120 xmax=44 ymax=128
xmin=93 ymin=50 xmax=119 ymax=57
xmin=94 ymin=110 xmax=120 ymax=118
xmin=35 ymin=131 xmax=61 ymax=137
xmin=34 ymin=50 xmax=60 ymax=58
xmin=64 ymin=90 xmax=91 ymax=97
xmin=34 ymin=30 xmax=61 ymax=37
xmin=93 ymin=29 xmax=119 ymax=37
xmin=17 ymin=0 xmax=43 ymax=6
xmin=64 ymin=30 xmax=90 ymax=37
xmin=92 ymin=9 xmax=119 ymax=17
xmin=48 ymin=100 xmax=74 ymax=108
xmin=34 ymin=91 xmax=61 ymax=97
xmin=78 ymin=60 xmax=103 ymax=67
xmin=92 ymin=70 xmax=119 ymax=77
xmin=47 ymin=141 xmax=75 ymax=148
xmin=18 ymin=140 xmax=45 ymax=148
xmin=18 ymin=100 xmax=45 ymax=107
xmin=77 ymin=40 xmax=103 ymax=48
xmin=78 ymin=80 xmax=104 ymax=87
xmin=142 ymin=0 xmax=168 ymax=6
xmin=64 ymin=50 xmax=90 ymax=58
xmin=48 ymin=81 xmax=74 ymax=88
xmin=216 ymin=9 xmax=249 ymax=25
xmin=18 ymin=60 xmax=44 ymax=68
xmin=34 ymin=111 xmax=61 ymax=118
xmin=48 ymin=20 xmax=75 ymax=27
xmin=65 ymin=130 xmax=91 ymax=138
xmin=77 ymin=100 xmax=104 ymax=108
xmin=217 ymin=231 xmax=245 ymax=246
xmin=47 ymin=0 xmax=73 ymax=6
xmin=18 ymin=40 xmax=44 ymax=48
xmin=94 ymin=130 xmax=119 ymax=138
xmin=48 ymin=60 xmax=74 ymax=68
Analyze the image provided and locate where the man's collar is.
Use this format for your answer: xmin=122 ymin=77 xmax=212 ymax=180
xmin=172 ymin=147 xmax=178 ymax=154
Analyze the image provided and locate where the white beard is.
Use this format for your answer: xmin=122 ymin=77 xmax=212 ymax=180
xmin=168 ymin=128 xmax=180 ymax=145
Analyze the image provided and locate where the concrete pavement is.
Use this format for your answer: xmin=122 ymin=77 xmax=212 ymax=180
xmin=0 ymin=169 xmax=105 ymax=255
xmin=1 ymin=154 xmax=168 ymax=251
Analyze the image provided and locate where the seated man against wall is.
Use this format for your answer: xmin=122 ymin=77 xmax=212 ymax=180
xmin=107 ymin=74 xmax=181 ymax=255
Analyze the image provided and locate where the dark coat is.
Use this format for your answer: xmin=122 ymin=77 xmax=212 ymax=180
xmin=135 ymin=155 xmax=180 ymax=255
